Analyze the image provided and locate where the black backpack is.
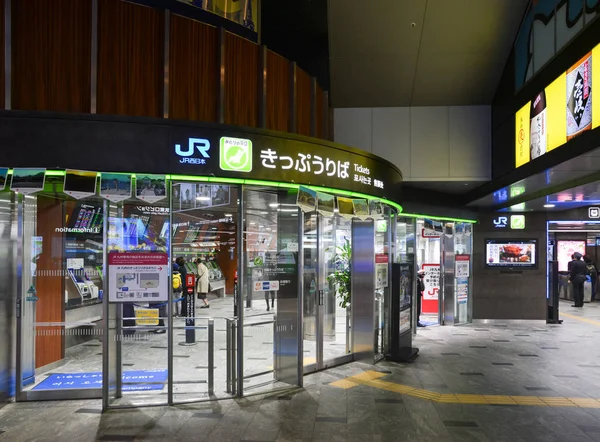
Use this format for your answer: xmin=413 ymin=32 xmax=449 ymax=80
xmin=587 ymin=263 xmax=597 ymax=278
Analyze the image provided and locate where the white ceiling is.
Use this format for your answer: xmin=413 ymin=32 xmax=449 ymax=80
xmin=328 ymin=0 xmax=529 ymax=107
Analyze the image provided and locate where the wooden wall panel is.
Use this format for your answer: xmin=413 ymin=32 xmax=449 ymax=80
xmin=265 ymin=50 xmax=289 ymax=132
xmin=295 ymin=68 xmax=311 ymax=136
xmin=12 ymin=0 xmax=91 ymax=112
xmin=315 ymin=85 xmax=324 ymax=139
xmin=170 ymin=14 xmax=217 ymax=122
xmin=224 ymin=32 xmax=258 ymax=127
xmin=35 ymin=196 xmax=64 ymax=369
xmin=98 ymin=0 xmax=163 ymax=117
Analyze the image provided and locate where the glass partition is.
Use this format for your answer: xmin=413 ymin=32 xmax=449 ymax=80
xmin=453 ymin=223 xmax=473 ymax=325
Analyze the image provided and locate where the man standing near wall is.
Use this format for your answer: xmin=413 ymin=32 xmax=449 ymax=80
xmin=569 ymin=252 xmax=587 ymax=308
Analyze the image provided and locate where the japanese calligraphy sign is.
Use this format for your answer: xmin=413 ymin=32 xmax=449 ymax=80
xmin=108 ymin=252 xmax=169 ymax=302
xmin=171 ymin=129 xmax=402 ymax=200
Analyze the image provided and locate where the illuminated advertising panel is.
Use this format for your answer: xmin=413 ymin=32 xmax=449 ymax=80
xmin=515 ymin=42 xmax=599 ymax=168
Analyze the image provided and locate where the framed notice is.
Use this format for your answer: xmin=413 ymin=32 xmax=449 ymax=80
xmin=108 ymin=252 xmax=169 ymax=302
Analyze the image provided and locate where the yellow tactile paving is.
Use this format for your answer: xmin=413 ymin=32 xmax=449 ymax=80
xmin=560 ymin=312 xmax=600 ymax=327
xmin=330 ymin=370 xmax=600 ymax=408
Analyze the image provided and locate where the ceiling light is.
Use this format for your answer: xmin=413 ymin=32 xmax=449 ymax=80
xmin=260 ymin=211 xmax=268 ymax=215
xmin=543 ymin=204 xmax=555 ymax=208
xmin=196 ymin=196 xmax=210 ymax=201
xmin=269 ymin=203 xmax=279 ymax=208
xmin=224 ymin=213 xmax=233 ymax=217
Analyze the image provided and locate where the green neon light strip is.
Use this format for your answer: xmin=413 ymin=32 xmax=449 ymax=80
xmin=4 ymin=169 xmax=476 ymax=222
xmin=399 ymin=212 xmax=477 ymax=224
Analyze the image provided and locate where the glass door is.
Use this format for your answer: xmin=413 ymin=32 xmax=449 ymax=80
xmin=303 ymin=212 xmax=352 ymax=373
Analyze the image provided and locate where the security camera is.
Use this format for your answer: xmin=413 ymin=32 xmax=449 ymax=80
xmin=411 ymin=22 xmax=416 ymax=27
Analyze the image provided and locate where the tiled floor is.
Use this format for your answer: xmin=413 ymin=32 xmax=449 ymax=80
xmin=3 ymin=300 xmax=600 ymax=441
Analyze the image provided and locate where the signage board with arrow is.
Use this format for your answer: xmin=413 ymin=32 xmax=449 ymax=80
xmin=108 ymin=252 xmax=169 ymax=303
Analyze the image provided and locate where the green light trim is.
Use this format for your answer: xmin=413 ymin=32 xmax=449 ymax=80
xmin=168 ymin=174 xmax=209 ymax=182
xmin=399 ymin=212 xmax=478 ymax=224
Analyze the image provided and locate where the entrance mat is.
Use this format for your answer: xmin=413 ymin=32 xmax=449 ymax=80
xmin=420 ymin=321 xmax=438 ymax=326
xmin=32 ymin=369 xmax=168 ymax=391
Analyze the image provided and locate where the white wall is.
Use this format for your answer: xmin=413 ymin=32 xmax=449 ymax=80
xmin=334 ymin=106 xmax=491 ymax=182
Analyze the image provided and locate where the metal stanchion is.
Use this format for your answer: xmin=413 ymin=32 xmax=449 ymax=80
xmin=208 ymin=319 xmax=214 ymax=395
xmin=231 ymin=320 xmax=237 ymax=396
xmin=226 ymin=318 xmax=232 ymax=393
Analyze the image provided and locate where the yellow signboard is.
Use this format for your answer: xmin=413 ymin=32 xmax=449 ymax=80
xmin=135 ymin=308 xmax=159 ymax=326
xmin=515 ymin=102 xmax=530 ymax=168
xmin=515 ymin=41 xmax=599 ymax=168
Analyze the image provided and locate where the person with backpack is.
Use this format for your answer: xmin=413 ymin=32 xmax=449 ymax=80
xmin=172 ymin=260 xmax=183 ymax=316
xmin=584 ymin=255 xmax=598 ymax=301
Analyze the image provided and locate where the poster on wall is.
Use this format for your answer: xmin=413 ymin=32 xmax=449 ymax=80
xmin=100 ymin=173 xmax=132 ymax=202
xmin=567 ymin=53 xmax=592 ymax=140
xmin=135 ymin=175 xmax=166 ymax=204
xmin=10 ymin=168 xmax=46 ymax=195
xmin=0 ymin=168 xmax=8 ymax=190
xmin=399 ymin=308 xmax=411 ymax=335
xmin=64 ymin=170 xmax=98 ymax=200
xmin=297 ymin=186 xmax=317 ymax=212
xmin=457 ymin=278 xmax=468 ymax=305
xmin=375 ymin=254 xmax=388 ymax=289
xmin=557 ymin=240 xmax=586 ymax=272
xmin=369 ymin=200 xmax=383 ymax=219
xmin=455 ymin=255 xmax=470 ymax=278
xmin=421 ymin=263 xmax=440 ymax=306
xmin=108 ymin=252 xmax=169 ymax=302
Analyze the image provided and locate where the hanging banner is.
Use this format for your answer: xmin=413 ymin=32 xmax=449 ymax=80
xmin=375 ymin=254 xmax=389 ymax=289
xmin=0 ymin=168 xmax=8 ymax=190
xmin=369 ymin=199 xmax=384 ymax=219
xmin=135 ymin=174 xmax=166 ymax=204
xmin=566 ymin=52 xmax=592 ymax=140
xmin=64 ymin=170 xmax=97 ymax=200
xmin=10 ymin=168 xmax=46 ymax=195
xmin=108 ymin=252 xmax=169 ymax=302
xmin=296 ymin=186 xmax=317 ymax=212
xmin=316 ymin=192 xmax=335 ymax=217
xmin=352 ymin=199 xmax=369 ymax=219
xmin=100 ymin=173 xmax=132 ymax=203
xmin=337 ymin=197 xmax=354 ymax=219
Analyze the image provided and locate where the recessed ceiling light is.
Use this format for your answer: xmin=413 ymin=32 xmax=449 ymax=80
xmin=224 ymin=213 xmax=233 ymax=217
xmin=543 ymin=204 xmax=555 ymax=208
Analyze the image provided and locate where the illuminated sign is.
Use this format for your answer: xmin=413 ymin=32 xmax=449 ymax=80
xmin=589 ymin=207 xmax=600 ymax=219
xmin=510 ymin=215 xmax=526 ymax=229
xmin=493 ymin=216 xmax=508 ymax=228
xmin=220 ymin=137 xmax=253 ymax=172
xmin=515 ymin=42 xmax=599 ymax=168
xmin=175 ymin=138 xmax=211 ymax=164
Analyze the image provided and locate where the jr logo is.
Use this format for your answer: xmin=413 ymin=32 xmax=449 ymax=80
xmin=493 ymin=216 xmax=508 ymax=228
xmin=175 ymin=138 xmax=210 ymax=165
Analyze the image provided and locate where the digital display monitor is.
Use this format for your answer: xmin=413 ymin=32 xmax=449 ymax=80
xmin=485 ymin=239 xmax=537 ymax=268
xmin=67 ymin=204 xmax=103 ymax=232
xmin=557 ymin=240 xmax=586 ymax=272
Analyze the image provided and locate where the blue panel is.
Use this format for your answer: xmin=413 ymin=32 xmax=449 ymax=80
xmin=31 ymin=370 xmax=168 ymax=391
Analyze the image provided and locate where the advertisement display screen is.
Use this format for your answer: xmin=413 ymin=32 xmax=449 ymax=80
xmin=485 ymin=239 xmax=537 ymax=268
xmin=515 ymin=42 xmax=599 ymax=168
xmin=557 ymin=240 xmax=586 ymax=272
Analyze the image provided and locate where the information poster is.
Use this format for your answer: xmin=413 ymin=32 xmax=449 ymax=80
xmin=399 ymin=308 xmax=411 ymax=335
xmin=100 ymin=173 xmax=132 ymax=202
xmin=455 ymin=255 xmax=470 ymax=278
xmin=135 ymin=175 xmax=166 ymax=204
xmin=297 ymin=186 xmax=317 ymax=212
xmin=457 ymin=278 xmax=468 ymax=305
xmin=64 ymin=170 xmax=98 ymax=200
xmin=108 ymin=252 xmax=169 ymax=302
xmin=375 ymin=254 xmax=388 ymax=289
xmin=557 ymin=240 xmax=586 ymax=272
xmin=421 ymin=263 xmax=440 ymax=314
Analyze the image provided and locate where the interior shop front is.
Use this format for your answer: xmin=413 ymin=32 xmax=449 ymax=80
xmin=0 ymin=114 xmax=425 ymax=409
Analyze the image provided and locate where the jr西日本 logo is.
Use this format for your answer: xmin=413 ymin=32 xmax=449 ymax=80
xmin=175 ymin=138 xmax=210 ymax=165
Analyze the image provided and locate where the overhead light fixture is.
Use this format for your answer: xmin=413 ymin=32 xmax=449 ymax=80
xmin=196 ymin=196 xmax=210 ymax=201
xmin=224 ymin=213 xmax=233 ymax=217
xmin=269 ymin=203 xmax=279 ymax=208
xmin=543 ymin=204 xmax=555 ymax=208
xmin=260 ymin=211 xmax=268 ymax=215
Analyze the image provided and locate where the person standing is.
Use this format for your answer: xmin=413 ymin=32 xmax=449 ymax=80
xmin=569 ymin=252 xmax=587 ymax=307
xmin=416 ymin=270 xmax=425 ymax=327
xmin=196 ymin=257 xmax=210 ymax=308
xmin=584 ymin=255 xmax=598 ymax=301
xmin=176 ymin=257 xmax=189 ymax=316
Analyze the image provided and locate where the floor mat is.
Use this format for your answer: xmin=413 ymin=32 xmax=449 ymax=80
xmin=32 ymin=369 xmax=168 ymax=391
